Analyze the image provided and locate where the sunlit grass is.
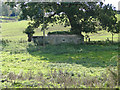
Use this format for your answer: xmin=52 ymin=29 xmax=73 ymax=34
xmin=1 ymin=41 xmax=118 ymax=87
xmin=2 ymin=20 xmax=118 ymax=42
xmin=1 ymin=19 xmax=119 ymax=88
xmin=2 ymin=41 xmax=118 ymax=74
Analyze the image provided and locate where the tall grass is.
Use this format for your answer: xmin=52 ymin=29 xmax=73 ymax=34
xmin=1 ymin=39 xmax=118 ymax=88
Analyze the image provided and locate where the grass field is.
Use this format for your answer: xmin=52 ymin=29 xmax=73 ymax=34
xmin=1 ymin=18 xmax=119 ymax=88
xmin=1 ymin=41 xmax=118 ymax=88
xmin=1 ymin=20 xmax=118 ymax=41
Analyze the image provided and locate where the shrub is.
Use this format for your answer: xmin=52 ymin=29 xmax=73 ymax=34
xmin=48 ymin=31 xmax=73 ymax=35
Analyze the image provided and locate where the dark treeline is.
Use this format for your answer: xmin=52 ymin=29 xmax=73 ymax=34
xmin=1 ymin=2 xmax=21 ymax=17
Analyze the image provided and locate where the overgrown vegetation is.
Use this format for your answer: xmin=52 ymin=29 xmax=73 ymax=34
xmin=48 ymin=31 xmax=72 ymax=35
xmin=6 ymin=2 xmax=120 ymax=42
xmin=1 ymin=4 xmax=119 ymax=87
xmin=1 ymin=39 xmax=118 ymax=88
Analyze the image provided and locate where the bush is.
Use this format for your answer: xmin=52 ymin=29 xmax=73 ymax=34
xmin=48 ymin=31 xmax=73 ymax=35
xmin=85 ymin=41 xmax=119 ymax=45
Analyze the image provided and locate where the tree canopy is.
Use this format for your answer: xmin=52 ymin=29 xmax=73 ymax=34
xmin=6 ymin=2 xmax=120 ymax=42
xmin=2 ymin=2 xmax=21 ymax=16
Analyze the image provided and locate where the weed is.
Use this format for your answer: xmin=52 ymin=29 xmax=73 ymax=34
xmin=1 ymin=30 xmax=118 ymax=88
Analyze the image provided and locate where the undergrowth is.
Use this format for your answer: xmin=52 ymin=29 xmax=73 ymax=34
xmin=1 ymin=67 xmax=117 ymax=88
xmin=1 ymin=39 xmax=118 ymax=88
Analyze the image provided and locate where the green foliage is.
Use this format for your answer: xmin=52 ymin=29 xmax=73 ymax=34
xmin=6 ymin=2 xmax=119 ymax=41
xmin=2 ymin=2 xmax=21 ymax=16
xmin=48 ymin=31 xmax=72 ymax=35
xmin=117 ymin=14 xmax=120 ymax=21
xmin=1 ymin=19 xmax=119 ymax=88
xmin=1 ymin=40 xmax=118 ymax=88
xmin=1 ymin=20 xmax=118 ymax=41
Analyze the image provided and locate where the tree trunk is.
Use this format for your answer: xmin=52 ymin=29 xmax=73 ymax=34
xmin=86 ymin=37 xmax=87 ymax=42
xmin=43 ymin=5 xmax=45 ymax=48
xmin=88 ymin=38 xmax=90 ymax=42
xmin=43 ymin=30 xmax=45 ymax=47
xmin=64 ymin=10 xmax=83 ymax=36
xmin=112 ymin=33 xmax=114 ymax=43
xmin=28 ymin=34 xmax=32 ymax=42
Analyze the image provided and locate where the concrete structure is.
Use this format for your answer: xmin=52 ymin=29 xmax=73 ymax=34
xmin=118 ymin=1 xmax=120 ymax=11
xmin=32 ymin=34 xmax=84 ymax=45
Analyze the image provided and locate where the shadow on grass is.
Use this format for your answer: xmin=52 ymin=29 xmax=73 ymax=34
xmin=27 ymin=43 xmax=118 ymax=68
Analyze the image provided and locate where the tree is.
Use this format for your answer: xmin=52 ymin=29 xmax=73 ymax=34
xmin=6 ymin=1 xmax=120 ymax=86
xmin=2 ymin=2 xmax=21 ymax=17
xmin=109 ymin=21 xmax=120 ymax=43
xmin=2 ymin=2 xmax=11 ymax=16
xmin=98 ymin=4 xmax=119 ymax=42
xmin=6 ymin=2 xmax=118 ymax=42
